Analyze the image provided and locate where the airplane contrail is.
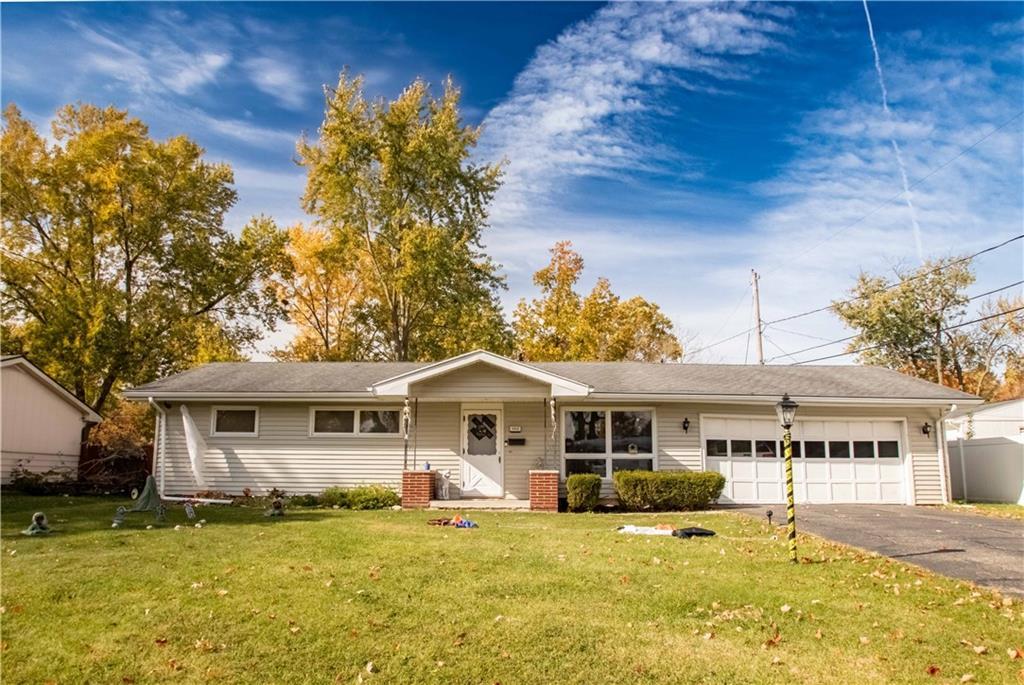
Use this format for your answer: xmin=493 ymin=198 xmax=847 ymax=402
xmin=862 ymin=0 xmax=925 ymax=262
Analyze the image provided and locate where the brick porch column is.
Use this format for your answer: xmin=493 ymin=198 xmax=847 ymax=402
xmin=529 ymin=469 xmax=559 ymax=512
xmin=402 ymin=470 xmax=435 ymax=509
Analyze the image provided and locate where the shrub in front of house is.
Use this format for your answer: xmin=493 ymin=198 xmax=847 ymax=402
xmin=346 ymin=485 xmax=400 ymax=510
xmin=318 ymin=486 xmax=348 ymax=508
xmin=290 ymin=493 xmax=320 ymax=507
xmin=613 ymin=471 xmax=726 ymax=511
xmin=566 ymin=473 xmax=602 ymax=512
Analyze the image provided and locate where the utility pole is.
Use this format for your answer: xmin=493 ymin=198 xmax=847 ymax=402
xmin=751 ymin=269 xmax=765 ymax=365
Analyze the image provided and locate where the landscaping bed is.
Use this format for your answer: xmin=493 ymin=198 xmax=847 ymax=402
xmin=2 ymin=494 xmax=1022 ymax=684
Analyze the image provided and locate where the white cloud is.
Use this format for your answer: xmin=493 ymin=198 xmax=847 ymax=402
xmin=72 ymin=20 xmax=230 ymax=96
xmin=478 ymin=2 xmax=786 ymax=223
xmin=243 ymin=54 xmax=310 ymax=110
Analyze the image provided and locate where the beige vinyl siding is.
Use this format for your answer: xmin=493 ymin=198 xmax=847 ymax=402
xmin=502 ymin=401 xmax=551 ymax=499
xmin=411 ymin=362 xmax=549 ymax=399
xmin=160 ymin=402 xmax=462 ymax=496
xmin=1 ymin=365 xmax=84 ymax=483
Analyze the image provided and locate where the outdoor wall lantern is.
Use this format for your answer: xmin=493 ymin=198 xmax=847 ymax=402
xmin=775 ymin=393 xmax=799 ymax=564
xmin=922 ymin=422 xmax=932 ymax=437
xmin=682 ymin=418 xmax=690 ymax=433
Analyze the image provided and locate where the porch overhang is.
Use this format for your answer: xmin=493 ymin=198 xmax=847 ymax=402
xmin=368 ymin=350 xmax=592 ymax=399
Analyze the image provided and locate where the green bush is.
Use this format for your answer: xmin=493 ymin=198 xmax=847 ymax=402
xmin=613 ymin=471 xmax=726 ymax=512
xmin=290 ymin=493 xmax=320 ymax=507
xmin=347 ymin=485 xmax=400 ymax=510
xmin=318 ymin=486 xmax=348 ymax=508
xmin=566 ymin=473 xmax=602 ymax=512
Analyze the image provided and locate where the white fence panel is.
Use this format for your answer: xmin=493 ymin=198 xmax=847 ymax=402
xmin=947 ymin=437 xmax=1024 ymax=504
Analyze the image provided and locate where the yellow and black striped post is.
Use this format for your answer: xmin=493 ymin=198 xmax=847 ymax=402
xmin=783 ymin=428 xmax=797 ymax=563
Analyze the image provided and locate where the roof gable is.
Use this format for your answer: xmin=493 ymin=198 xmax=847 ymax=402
xmin=1 ymin=356 xmax=102 ymax=422
xmin=370 ymin=350 xmax=591 ymax=398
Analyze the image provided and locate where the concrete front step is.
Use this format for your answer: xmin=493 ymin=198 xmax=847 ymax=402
xmin=429 ymin=499 xmax=531 ymax=510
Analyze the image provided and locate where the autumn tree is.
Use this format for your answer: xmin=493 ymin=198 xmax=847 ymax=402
xmin=832 ymin=258 xmax=1022 ymax=398
xmin=513 ymin=242 xmax=682 ymax=362
xmin=296 ymin=73 xmax=512 ymax=361
xmin=270 ymin=224 xmax=367 ymax=360
xmin=1 ymin=103 xmax=286 ymax=418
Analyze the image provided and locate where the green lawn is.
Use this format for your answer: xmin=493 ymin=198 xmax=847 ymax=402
xmin=2 ymin=495 xmax=1022 ymax=684
xmin=945 ymin=501 xmax=1024 ymax=521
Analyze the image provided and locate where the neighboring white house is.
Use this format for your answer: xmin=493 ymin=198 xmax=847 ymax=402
xmin=946 ymin=398 xmax=1024 ymax=440
xmin=946 ymin=398 xmax=1024 ymax=504
xmin=1 ymin=355 xmax=102 ymax=484
xmin=123 ymin=350 xmax=980 ymax=506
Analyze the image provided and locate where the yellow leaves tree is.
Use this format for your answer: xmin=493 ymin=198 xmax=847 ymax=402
xmin=1 ymin=103 xmax=285 ymax=416
xmin=296 ymin=73 xmax=512 ymax=361
xmin=271 ymin=224 xmax=366 ymax=361
xmin=514 ymin=242 xmax=682 ymax=362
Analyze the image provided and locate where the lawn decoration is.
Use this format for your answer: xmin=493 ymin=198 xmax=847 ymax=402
xmin=22 ymin=512 xmax=51 ymax=536
xmin=438 ymin=470 xmax=452 ymax=500
xmin=264 ymin=497 xmax=285 ymax=517
xmin=112 ymin=474 xmax=167 ymax=528
xmin=183 ymin=501 xmax=197 ymax=521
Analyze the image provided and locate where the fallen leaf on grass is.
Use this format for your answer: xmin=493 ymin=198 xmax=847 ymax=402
xmin=814 ymin=629 xmax=823 ymax=640
xmin=859 ymin=636 xmax=870 ymax=645
xmin=619 ymin=575 xmax=630 ymax=585
xmin=925 ymin=665 xmax=940 ymax=676
xmin=216 ymin=589 xmax=228 ymax=597
xmin=154 ymin=637 xmax=168 ymax=646
xmin=960 ymin=675 xmax=975 ymax=683
xmin=780 ymin=604 xmax=791 ymax=613
xmin=761 ymin=625 xmax=782 ymax=649
xmin=365 ymin=661 xmax=376 ymax=673
xmin=325 ymin=579 xmax=334 ymax=588
xmin=1008 ymin=647 xmax=1023 ymax=660
xmin=453 ymin=632 xmax=466 ymax=647
xmin=368 ymin=566 xmax=381 ymax=581
xmin=973 ymin=645 xmax=988 ymax=655
xmin=167 ymin=659 xmax=184 ymax=672
xmin=289 ymin=626 xmax=301 ymax=635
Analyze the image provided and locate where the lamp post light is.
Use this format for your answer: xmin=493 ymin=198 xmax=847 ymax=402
xmin=775 ymin=393 xmax=800 ymax=563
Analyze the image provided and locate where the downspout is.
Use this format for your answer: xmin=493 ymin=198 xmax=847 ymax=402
xmin=936 ymin=404 xmax=955 ymax=504
xmin=148 ymin=397 xmax=231 ymax=505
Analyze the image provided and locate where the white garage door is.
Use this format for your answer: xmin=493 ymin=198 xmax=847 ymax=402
xmin=704 ymin=417 xmax=905 ymax=504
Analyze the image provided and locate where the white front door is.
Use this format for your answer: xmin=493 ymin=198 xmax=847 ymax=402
xmin=461 ymin=408 xmax=504 ymax=497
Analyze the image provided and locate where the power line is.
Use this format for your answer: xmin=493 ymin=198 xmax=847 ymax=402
xmin=763 ymin=333 xmax=799 ymax=364
xmin=766 ymin=279 xmax=1024 ymax=362
xmin=762 ymin=109 xmax=1024 ymax=277
xmin=789 ymin=305 xmax=1024 ymax=365
xmin=764 ymin=233 xmax=1024 ymax=326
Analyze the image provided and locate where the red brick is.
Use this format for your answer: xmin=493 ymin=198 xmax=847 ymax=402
xmin=402 ymin=471 xmax=435 ymax=509
xmin=529 ymin=470 xmax=559 ymax=512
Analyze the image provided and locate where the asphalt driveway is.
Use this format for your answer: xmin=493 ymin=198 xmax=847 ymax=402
xmin=733 ymin=504 xmax=1024 ymax=595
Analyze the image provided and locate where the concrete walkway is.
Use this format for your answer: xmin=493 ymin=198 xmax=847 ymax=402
xmin=730 ymin=504 xmax=1024 ymax=596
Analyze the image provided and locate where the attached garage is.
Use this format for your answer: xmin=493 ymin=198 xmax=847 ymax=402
xmin=704 ymin=416 xmax=908 ymax=504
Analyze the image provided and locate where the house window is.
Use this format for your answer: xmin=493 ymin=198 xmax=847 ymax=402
xmin=804 ymin=441 xmax=826 ymax=458
xmin=563 ymin=409 xmax=655 ymax=478
xmin=878 ymin=441 xmax=900 ymax=459
xmin=706 ymin=439 xmax=728 ymax=457
xmin=308 ymin=408 xmax=401 ymax=437
xmin=828 ymin=441 xmax=851 ymax=459
xmin=755 ymin=440 xmax=778 ymax=458
xmin=311 ymin=409 xmax=355 ymax=435
xmin=359 ymin=409 xmax=401 ymax=434
xmin=212 ymin=407 xmax=258 ymax=437
xmin=853 ymin=441 xmax=875 ymax=459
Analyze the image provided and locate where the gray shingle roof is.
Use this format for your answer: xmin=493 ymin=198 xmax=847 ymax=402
xmin=127 ymin=360 xmax=977 ymax=402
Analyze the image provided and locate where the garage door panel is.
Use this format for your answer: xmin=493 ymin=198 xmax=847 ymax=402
xmin=756 ymin=461 xmax=780 ymax=479
xmin=732 ymin=481 xmax=756 ymax=502
xmin=831 ymin=482 xmax=854 ymax=500
xmin=854 ymin=462 xmax=878 ymax=480
xmin=856 ymin=482 xmax=879 ymax=500
xmin=731 ymin=460 xmax=755 ymax=479
xmin=878 ymin=462 xmax=902 ymax=480
xmin=758 ymin=482 xmax=782 ymax=501
xmin=806 ymin=482 xmax=830 ymax=502
xmin=880 ymin=482 xmax=902 ymax=501
xmin=830 ymin=461 xmax=853 ymax=479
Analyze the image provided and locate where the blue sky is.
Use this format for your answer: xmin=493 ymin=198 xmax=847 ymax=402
xmin=3 ymin=1 xmax=1022 ymax=362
